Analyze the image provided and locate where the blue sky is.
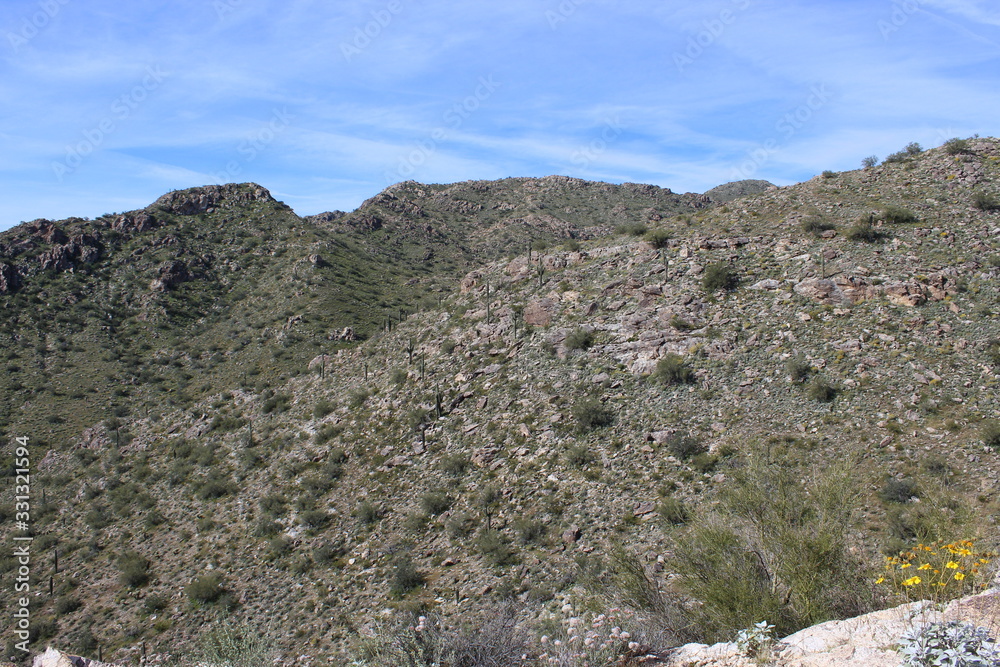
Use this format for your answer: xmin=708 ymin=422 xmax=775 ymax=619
xmin=1 ymin=0 xmax=999 ymax=230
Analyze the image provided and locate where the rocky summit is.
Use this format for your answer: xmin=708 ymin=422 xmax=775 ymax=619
xmin=2 ymin=138 xmax=1000 ymax=666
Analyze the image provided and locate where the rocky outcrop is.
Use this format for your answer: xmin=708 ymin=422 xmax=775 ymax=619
xmin=152 ymin=183 xmax=274 ymax=215
xmin=884 ymin=281 xmax=927 ymax=307
xmin=0 ymin=262 xmax=21 ymax=293
xmin=25 ymin=219 xmax=68 ymax=245
xmin=665 ymin=590 xmax=1000 ymax=667
xmin=109 ymin=211 xmax=157 ymax=233
xmin=523 ymin=298 xmax=556 ymax=326
xmin=149 ymin=260 xmax=193 ymax=292
xmin=38 ymin=235 xmax=102 ymax=272
xmin=793 ymin=276 xmax=878 ymax=305
xmin=704 ymin=179 xmax=776 ymax=203
xmin=32 ymin=647 xmax=116 ymax=667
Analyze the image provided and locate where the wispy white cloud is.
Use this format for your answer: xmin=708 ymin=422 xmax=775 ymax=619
xmin=1 ymin=0 xmax=998 ymax=227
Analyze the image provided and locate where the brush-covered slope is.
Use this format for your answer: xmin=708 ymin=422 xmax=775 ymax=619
xmin=2 ymin=140 xmax=1000 ymax=665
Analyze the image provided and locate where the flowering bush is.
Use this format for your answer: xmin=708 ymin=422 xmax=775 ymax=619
xmin=876 ymin=540 xmax=995 ymax=603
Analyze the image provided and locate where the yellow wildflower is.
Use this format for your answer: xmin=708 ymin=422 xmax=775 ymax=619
xmin=900 ymin=563 xmax=912 ymax=569
xmin=954 ymin=573 xmax=965 ymax=581
xmin=946 ymin=562 xmax=959 ymax=569
xmin=918 ymin=563 xmax=931 ymax=570
xmin=902 ymin=576 xmax=922 ymax=586
xmin=875 ymin=577 xmax=885 ymax=584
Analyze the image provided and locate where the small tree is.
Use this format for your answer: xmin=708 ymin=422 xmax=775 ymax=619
xmin=862 ymin=155 xmax=879 ymax=168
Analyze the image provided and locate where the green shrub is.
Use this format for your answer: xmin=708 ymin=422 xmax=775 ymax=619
xmin=447 ymin=512 xmax=477 ymax=539
xmin=862 ymin=155 xmax=878 ymax=168
xmin=884 ymin=150 xmax=909 ymax=164
xmin=313 ymin=399 xmax=335 ymax=419
xmin=801 ymin=216 xmax=835 ymax=236
xmin=669 ymin=458 xmax=872 ymax=642
xmin=944 ymin=137 xmax=969 ymax=155
xmin=972 ymin=191 xmax=999 ymax=212
xmin=390 ymin=368 xmax=407 ymax=386
xmin=194 ymin=475 xmax=235 ymax=500
xmin=565 ymin=443 xmax=595 ymax=467
xmin=262 ymin=393 xmax=292 ymax=414
xmin=785 ymin=354 xmax=812 ymax=383
xmin=880 ymin=204 xmax=917 ymax=225
xmin=658 ymin=497 xmax=691 ymax=525
xmin=420 ymin=491 xmax=453 ymax=515
xmin=571 ymin=396 xmax=615 ymax=431
xmin=439 ymin=454 xmax=470 ymax=477
xmin=563 ymin=238 xmax=581 ymax=252
xmin=355 ymin=500 xmax=381 ymax=525
xmin=313 ymin=422 xmax=343 ymax=445
xmin=186 ymin=573 xmax=228 ymax=605
xmin=564 ymin=327 xmax=595 ymax=351
xmin=198 ymin=619 xmax=272 ymax=667
xmin=476 ymin=529 xmax=517 ymax=567
xmin=441 ymin=339 xmax=457 ymax=354
xmin=821 ymin=170 xmax=836 ymax=179
xmin=806 ymin=376 xmax=838 ymax=402
xmin=513 ymin=518 xmax=547 ymax=545
xmin=905 ymin=142 xmax=923 ymax=155
xmin=881 ymin=477 xmax=918 ymax=504
xmin=644 ymin=228 xmax=671 ymax=249
xmin=981 ymin=420 xmax=1000 ymax=450
xmin=260 ymin=493 xmax=287 ymax=516
xmin=312 ymin=542 xmax=343 ymax=565
xmin=651 ymin=353 xmax=695 ymax=385
xmin=845 ymin=219 xmax=884 ymax=242
xmin=300 ymin=510 xmax=330 ymax=529
xmin=702 ymin=262 xmax=739 ymax=291
xmin=389 ymin=557 xmax=424 ymax=595
xmin=616 ymin=222 xmax=648 ymax=237
xmin=665 ymin=430 xmax=705 ymax=460
xmin=55 ymin=596 xmax=82 ymax=614
xmin=987 ymin=340 xmax=1000 ymax=367
xmin=265 ymin=536 xmax=292 ymax=560
xmin=348 ymin=388 xmax=371 ymax=409
xmin=253 ymin=518 xmax=280 ymax=537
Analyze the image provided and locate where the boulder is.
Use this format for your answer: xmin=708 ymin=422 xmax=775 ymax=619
xmin=33 ymin=647 xmax=116 ymax=667
xmin=884 ymin=282 xmax=926 ymax=307
xmin=523 ymin=298 xmax=556 ymax=326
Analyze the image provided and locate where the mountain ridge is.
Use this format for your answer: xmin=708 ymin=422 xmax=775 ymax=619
xmin=2 ymin=140 xmax=999 ymax=665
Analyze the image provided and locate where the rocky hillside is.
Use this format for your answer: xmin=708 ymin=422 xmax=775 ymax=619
xmin=3 ymin=139 xmax=1000 ymax=666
